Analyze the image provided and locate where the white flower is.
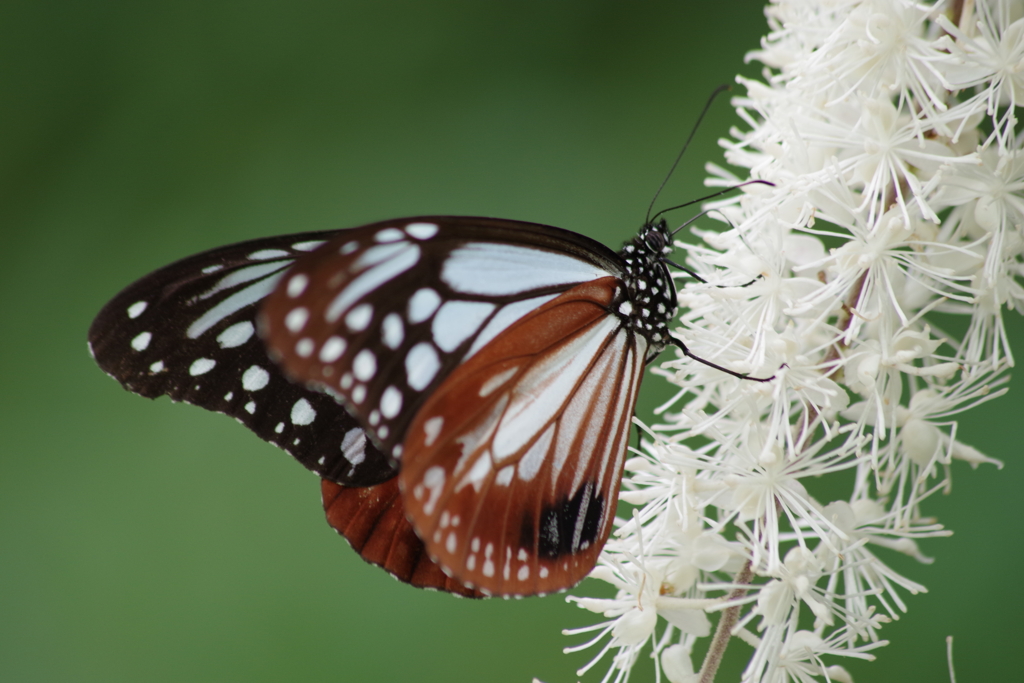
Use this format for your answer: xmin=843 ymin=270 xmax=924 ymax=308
xmin=939 ymin=6 xmax=1024 ymax=147
xmin=562 ymin=1 xmax=1019 ymax=681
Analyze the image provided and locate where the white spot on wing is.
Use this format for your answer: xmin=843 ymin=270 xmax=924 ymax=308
xmin=374 ymin=227 xmax=405 ymax=243
xmin=131 ymin=332 xmax=151 ymax=351
xmin=432 ymin=300 xmax=496 ymax=352
xmin=127 ymin=301 xmax=147 ymax=319
xmin=319 ymin=336 xmax=346 ymax=363
xmin=248 ymin=249 xmax=290 ymax=260
xmin=405 ymin=342 xmax=440 ymax=390
xmin=408 ymin=288 xmax=441 ymax=324
xmin=290 ymin=398 xmax=316 ymax=425
xmin=149 ymin=360 xmax=164 ymax=373
xmin=405 ymin=222 xmax=439 ymax=239
xmin=482 ymin=543 xmax=495 ymax=577
xmin=285 ymin=307 xmax=309 ymax=333
xmin=421 ymin=466 xmax=446 ymax=515
xmin=479 ymin=366 xmax=518 ymax=397
xmin=380 ymin=386 xmax=403 ymax=419
xmin=381 ymin=313 xmax=404 ymax=349
xmin=189 ymin=358 xmax=216 ymax=376
xmin=423 ymin=416 xmax=444 ymax=446
xmin=275 ymin=422 xmax=285 ymax=434
xmin=345 ymin=303 xmax=373 ymax=332
xmin=353 ymin=349 xmax=376 ymax=381
xmin=292 ymin=240 xmax=324 ymax=252
xmin=242 ymin=365 xmax=270 ymax=391
xmin=295 ymin=338 xmax=314 ymax=357
xmin=460 ymin=452 xmax=492 ymax=492
xmin=287 ymin=274 xmax=309 ymax=297
xmin=518 ymin=423 xmax=554 ymax=482
xmin=341 ymin=428 xmax=366 ymax=465
xmin=217 ymin=321 xmax=254 ymax=348
xmin=244 ymin=401 xmax=256 ymax=414
xmin=495 ymin=465 xmax=514 ymax=486
xmin=441 ymin=243 xmax=611 ymax=295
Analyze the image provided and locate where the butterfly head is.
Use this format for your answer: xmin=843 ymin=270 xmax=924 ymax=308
xmin=617 ymin=219 xmax=678 ymax=358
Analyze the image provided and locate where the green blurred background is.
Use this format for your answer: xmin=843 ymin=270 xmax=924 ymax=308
xmin=1 ymin=2 xmax=1020 ymax=681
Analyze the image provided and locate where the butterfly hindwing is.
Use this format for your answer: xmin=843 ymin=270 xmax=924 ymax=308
xmin=88 ymin=231 xmax=396 ymax=486
xmin=320 ymin=478 xmax=484 ymax=598
xmin=398 ymin=277 xmax=647 ymax=596
xmin=259 ymin=216 xmax=626 ymax=458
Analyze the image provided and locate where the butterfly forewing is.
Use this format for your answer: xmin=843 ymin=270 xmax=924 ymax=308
xmin=320 ymin=478 xmax=484 ymax=598
xmin=259 ymin=217 xmax=625 ymax=458
xmin=88 ymin=232 xmax=396 ymax=486
xmin=397 ymin=277 xmax=647 ymax=596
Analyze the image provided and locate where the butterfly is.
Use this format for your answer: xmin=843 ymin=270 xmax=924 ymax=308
xmin=89 ymin=214 xmax=766 ymax=598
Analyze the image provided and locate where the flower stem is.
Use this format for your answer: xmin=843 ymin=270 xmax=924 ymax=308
xmin=698 ymin=559 xmax=754 ymax=683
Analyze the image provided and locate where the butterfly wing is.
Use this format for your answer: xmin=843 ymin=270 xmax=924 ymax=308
xmin=320 ymin=478 xmax=484 ymax=598
xmin=88 ymin=232 xmax=396 ymax=486
xmin=399 ymin=277 xmax=647 ymax=596
xmin=259 ymin=216 xmax=625 ymax=458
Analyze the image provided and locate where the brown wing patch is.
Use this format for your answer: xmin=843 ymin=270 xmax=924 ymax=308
xmin=321 ymin=478 xmax=484 ymax=598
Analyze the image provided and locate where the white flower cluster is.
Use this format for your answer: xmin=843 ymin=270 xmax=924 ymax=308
xmin=565 ymin=1 xmax=1021 ymax=681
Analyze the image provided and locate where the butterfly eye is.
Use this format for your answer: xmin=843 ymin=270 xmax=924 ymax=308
xmin=642 ymin=226 xmax=669 ymax=254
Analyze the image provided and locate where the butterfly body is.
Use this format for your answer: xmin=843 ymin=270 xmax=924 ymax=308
xmin=90 ymin=215 xmax=682 ymax=597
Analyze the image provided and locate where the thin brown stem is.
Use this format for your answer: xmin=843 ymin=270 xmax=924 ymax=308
xmin=698 ymin=559 xmax=755 ymax=683
xmin=820 ymin=268 xmax=870 ymax=377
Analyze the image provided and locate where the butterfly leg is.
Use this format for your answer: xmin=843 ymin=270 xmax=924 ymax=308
xmin=667 ymin=336 xmax=774 ymax=383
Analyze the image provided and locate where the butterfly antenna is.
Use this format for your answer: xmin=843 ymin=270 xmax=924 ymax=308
xmin=645 ymin=84 xmax=732 ymax=225
xmin=651 ymin=180 xmax=775 ymax=232
xmin=703 ymin=207 xmax=758 ymax=260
